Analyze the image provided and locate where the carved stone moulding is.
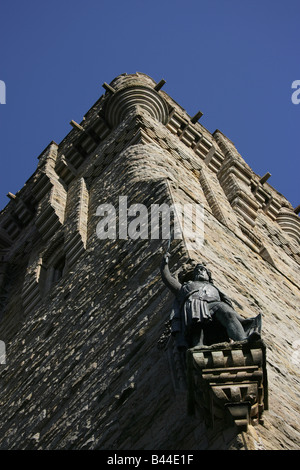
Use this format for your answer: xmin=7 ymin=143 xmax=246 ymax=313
xmin=186 ymin=339 xmax=268 ymax=433
xmin=276 ymin=207 xmax=300 ymax=244
xmin=105 ymin=85 xmax=169 ymax=128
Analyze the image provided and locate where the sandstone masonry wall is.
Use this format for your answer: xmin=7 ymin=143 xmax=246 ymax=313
xmin=0 ymin=73 xmax=299 ymax=450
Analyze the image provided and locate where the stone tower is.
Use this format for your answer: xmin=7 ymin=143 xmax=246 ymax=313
xmin=0 ymin=73 xmax=299 ymax=450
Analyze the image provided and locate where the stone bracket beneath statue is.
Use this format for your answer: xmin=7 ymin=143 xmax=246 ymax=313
xmin=186 ymin=339 xmax=268 ymax=433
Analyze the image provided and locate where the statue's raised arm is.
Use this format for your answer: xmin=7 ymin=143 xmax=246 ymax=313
xmin=160 ymin=256 xmax=262 ymax=349
xmin=160 ymin=253 xmax=182 ymax=296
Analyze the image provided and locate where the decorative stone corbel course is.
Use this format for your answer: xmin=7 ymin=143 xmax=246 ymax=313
xmin=186 ymin=340 xmax=268 ymax=433
xmin=33 ymin=142 xmax=67 ymax=241
xmin=64 ymin=177 xmax=89 ymax=269
xmin=214 ymin=130 xmax=261 ymax=228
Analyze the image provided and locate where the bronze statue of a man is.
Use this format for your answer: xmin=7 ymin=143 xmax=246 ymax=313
xmin=161 ymin=253 xmax=261 ymax=350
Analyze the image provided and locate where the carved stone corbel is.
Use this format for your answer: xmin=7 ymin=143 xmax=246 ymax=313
xmin=186 ymin=339 xmax=268 ymax=432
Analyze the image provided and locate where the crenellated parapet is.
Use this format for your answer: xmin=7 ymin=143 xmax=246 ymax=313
xmin=213 ymin=130 xmax=299 ymax=252
xmin=0 ymin=72 xmax=299 ymax=451
xmin=34 ymin=142 xmax=67 ymax=241
xmin=0 ymin=72 xmax=298 ymax=325
xmin=1 ymin=73 xmax=298 ymax=260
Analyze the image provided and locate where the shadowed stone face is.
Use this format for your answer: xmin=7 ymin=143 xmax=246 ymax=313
xmin=193 ymin=264 xmax=209 ymax=282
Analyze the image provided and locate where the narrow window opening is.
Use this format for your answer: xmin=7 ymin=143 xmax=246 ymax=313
xmin=39 ymin=244 xmax=66 ymax=295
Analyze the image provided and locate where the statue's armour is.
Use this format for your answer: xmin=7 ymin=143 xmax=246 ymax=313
xmin=181 ymin=281 xmax=221 ymax=324
xmin=182 ymin=281 xmax=221 ymax=302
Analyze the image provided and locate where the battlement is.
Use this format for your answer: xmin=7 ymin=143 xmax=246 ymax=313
xmin=1 ymin=74 xmax=298 ymax=259
xmin=0 ymin=74 xmax=299 ymax=450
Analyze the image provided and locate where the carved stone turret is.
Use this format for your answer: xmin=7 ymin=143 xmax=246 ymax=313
xmin=276 ymin=206 xmax=300 ymax=244
xmin=186 ymin=339 xmax=268 ymax=432
xmin=0 ymin=72 xmax=298 ymax=451
xmin=104 ymin=73 xmax=169 ymax=128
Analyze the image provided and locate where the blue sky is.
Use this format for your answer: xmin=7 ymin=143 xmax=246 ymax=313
xmin=0 ymin=0 xmax=299 ymax=211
